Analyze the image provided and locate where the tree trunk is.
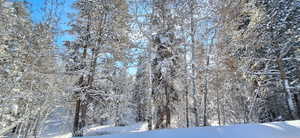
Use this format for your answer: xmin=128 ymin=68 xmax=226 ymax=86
xmin=165 ymin=85 xmax=171 ymax=128
xmin=190 ymin=0 xmax=199 ymax=126
xmin=277 ymin=57 xmax=298 ymax=119
xmin=72 ymin=13 xmax=91 ymax=136
xmin=147 ymin=55 xmax=153 ymax=130
xmin=155 ymin=106 xmax=164 ymax=129
xmin=203 ymin=56 xmax=209 ymax=126
xmin=184 ymin=39 xmax=190 ymax=128
xmin=216 ymin=74 xmax=221 ymax=126
xmin=80 ymin=100 xmax=87 ymax=132
xmin=185 ymin=87 xmax=190 ymax=128
xmin=73 ymin=99 xmax=81 ymax=137
xmin=115 ymin=100 xmax=120 ymax=126
xmin=222 ymin=103 xmax=226 ymax=125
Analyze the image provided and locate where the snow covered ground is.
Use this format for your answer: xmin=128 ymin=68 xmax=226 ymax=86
xmin=39 ymin=107 xmax=73 ymax=138
xmin=53 ymin=120 xmax=300 ymax=138
xmin=52 ymin=122 xmax=148 ymax=138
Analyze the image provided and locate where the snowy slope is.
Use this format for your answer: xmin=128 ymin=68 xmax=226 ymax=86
xmin=79 ymin=120 xmax=300 ymax=138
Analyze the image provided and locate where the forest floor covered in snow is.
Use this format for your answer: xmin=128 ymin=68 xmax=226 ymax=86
xmin=50 ymin=120 xmax=300 ymax=138
xmin=50 ymin=122 xmax=148 ymax=138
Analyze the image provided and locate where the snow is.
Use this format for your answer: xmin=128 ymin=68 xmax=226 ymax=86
xmin=84 ymin=122 xmax=148 ymax=136
xmin=52 ymin=122 xmax=148 ymax=138
xmin=51 ymin=120 xmax=300 ymax=138
xmin=2 ymin=1 xmax=13 ymax=8
xmin=159 ymin=36 xmax=170 ymax=44
xmin=40 ymin=107 xmax=72 ymax=138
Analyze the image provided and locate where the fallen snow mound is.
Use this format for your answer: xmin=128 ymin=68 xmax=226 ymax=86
xmin=82 ymin=120 xmax=300 ymax=138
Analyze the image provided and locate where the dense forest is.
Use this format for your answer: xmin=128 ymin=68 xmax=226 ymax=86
xmin=0 ymin=0 xmax=299 ymax=137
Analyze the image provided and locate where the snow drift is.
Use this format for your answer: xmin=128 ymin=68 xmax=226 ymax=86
xmin=79 ymin=120 xmax=300 ymax=138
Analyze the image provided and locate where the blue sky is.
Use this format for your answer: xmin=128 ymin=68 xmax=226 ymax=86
xmin=24 ymin=0 xmax=138 ymax=74
xmin=26 ymin=0 xmax=76 ymax=52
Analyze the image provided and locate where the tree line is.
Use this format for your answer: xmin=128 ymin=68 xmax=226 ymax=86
xmin=0 ymin=0 xmax=299 ymax=137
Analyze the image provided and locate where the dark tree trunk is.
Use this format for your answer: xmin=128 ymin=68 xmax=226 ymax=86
xmin=165 ymin=85 xmax=171 ymax=128
xmin=155 ymin=106 xmax=164 ymax=129
xmin=80 ymin=100 xmax=88 ymax=131
xmin=203 ymin=55 xmax=209 ymax=126
xmin=147 ymin=116 xmax=153 ymax=130
xmin=185 ymin=88 xmax=189 ymax=128
xmin=73 ymin=99 xmax=81 ymax=136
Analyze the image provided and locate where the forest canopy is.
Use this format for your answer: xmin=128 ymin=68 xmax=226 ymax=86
xmin=0 ymin=0 xmax=299 ymax=137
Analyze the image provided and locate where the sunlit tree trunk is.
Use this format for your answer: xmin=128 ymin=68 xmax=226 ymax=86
xmin=190 ymin=0 xmax=199 ymax=127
